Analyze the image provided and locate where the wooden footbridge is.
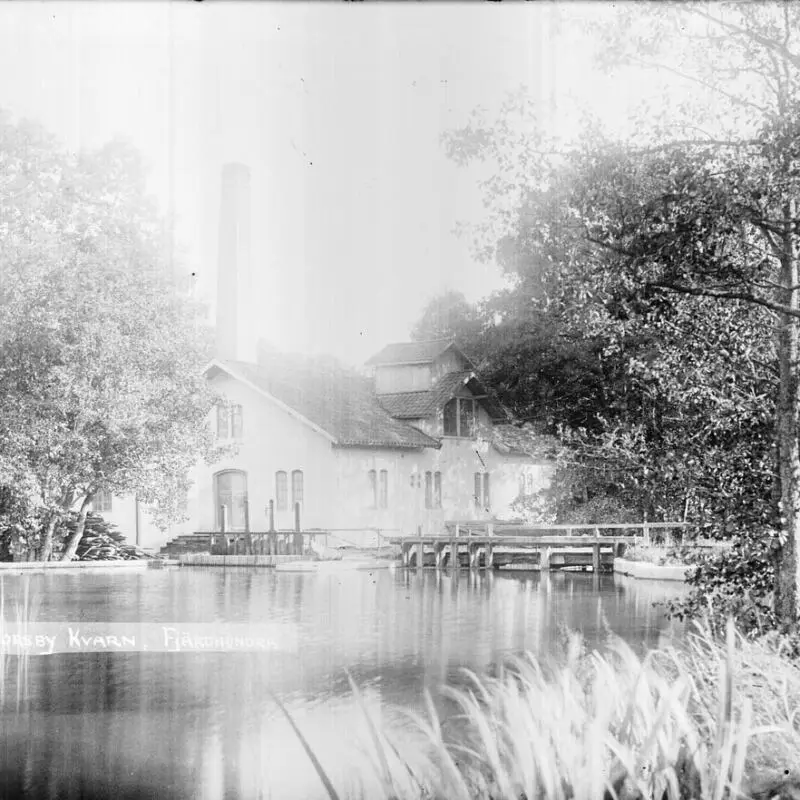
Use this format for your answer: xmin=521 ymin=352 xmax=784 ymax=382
xmin=388 ymin=521 xmax=688 ymax=573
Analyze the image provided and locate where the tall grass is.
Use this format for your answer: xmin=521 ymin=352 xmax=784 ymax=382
xmin=282 ymin=621 xmax=800 ymax=799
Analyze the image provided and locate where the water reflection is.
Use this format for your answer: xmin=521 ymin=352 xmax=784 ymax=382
xmin=0 ymin=568 xmax=687 ymax=799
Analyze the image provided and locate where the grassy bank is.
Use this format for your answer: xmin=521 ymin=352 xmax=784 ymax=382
xmin=291 ymin=622 xmax=800 ymax=800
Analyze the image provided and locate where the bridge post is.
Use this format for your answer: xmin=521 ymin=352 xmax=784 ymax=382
xmin=416 ymin=526 xmax=424 ymax=569
xmin=450 ymin=526 xmax=458 ymax=570
xmin=592 ymin=542 xmax=601 ymax=574
xmin=402 ymin=542 xmax=412 ymax=568
xmin=434 ymin=542 xmax=446 ymax=570
xmin=468 ymin=543 xmax=480 ymax=570
xmin=540 ymin=546 xmax=551 ymax=571
xmin=485 ymin=542 xmax=494 ymax=570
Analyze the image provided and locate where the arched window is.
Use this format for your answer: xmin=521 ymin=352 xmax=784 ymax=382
xmin=291 ymin=470 xmax=304 ymax=509
xmin=275 ymin=471 xmax=288 ymax=511
xmin=214 ymin=470 xmax=248 ymax=531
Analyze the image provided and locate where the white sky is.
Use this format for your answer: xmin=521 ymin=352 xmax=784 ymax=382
xmin=0 ymin=2 xmax=659 ymax=366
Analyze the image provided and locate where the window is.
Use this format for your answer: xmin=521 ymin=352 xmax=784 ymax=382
xmin=292 ymin=470 xmax=304 ymax=509
xmin=216 ymin=404 xmax=228 ymax=438
xmin=216 ymin=404 xmax=243 ymax=439
xmin=93 ymin=490 xmax=113 ymax=513
xmin=443 ymin=399 xmax=458 ymax=436
xmin=230 ymin=405 xmax=243 ymax=438
xmin=275 ymin=471 xmax=288 ymax=511
xmin=443 ymin=398 xmax=477 ymax=437
xmin=474 ymin=472 xmax=490 ymax=511
xmin=368 ymin=469 xmax=377 ymax=508
xmin=379 ymin=470 xmax=388 ymax=509
xmin=424 ymin=472 xmax=441 ymax=509
xmin=520 ymin=472 xmax=535 ymax=497
xmin=459 ymin=400 xmax=475 ymax=437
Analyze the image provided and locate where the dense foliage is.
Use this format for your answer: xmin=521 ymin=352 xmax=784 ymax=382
xmin=0 ymin=112 xmax=223 ymax=560
xmin=431 ymin=2 xmax=800 ymax=629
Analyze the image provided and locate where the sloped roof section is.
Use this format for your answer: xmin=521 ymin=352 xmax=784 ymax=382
xmin=210 ymin=356 xmax=440 ymax=450
xmin=376 ymin=371 xmax=509 ymax=422
xmin=365 ymin=339 xmax=457 ymax=366
xmin=376 ymin=391 xmax=436 ymax=419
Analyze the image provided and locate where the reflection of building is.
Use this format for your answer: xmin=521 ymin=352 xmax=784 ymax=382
xmin=113 ymin=164 xmax=552 ymax=550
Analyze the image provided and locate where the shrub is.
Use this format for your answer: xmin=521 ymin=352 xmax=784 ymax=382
xmin=667 ymin=527 xmax=778 ymax=637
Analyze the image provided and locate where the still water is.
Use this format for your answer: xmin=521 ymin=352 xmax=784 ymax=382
xmin=0 ymin=567 xmax=687 ymax=799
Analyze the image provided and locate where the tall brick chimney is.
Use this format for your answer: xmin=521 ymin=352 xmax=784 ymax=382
xmin=215 ymin=163 xmax=256 ymax=363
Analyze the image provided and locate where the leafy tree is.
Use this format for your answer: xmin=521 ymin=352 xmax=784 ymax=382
xmin=410 ymin=290 xmax=482 ymax=344
xmin=0 ymin=112 xmax=222 ymax=560
xmin=444 ymin=3 xmax=800 ymax=627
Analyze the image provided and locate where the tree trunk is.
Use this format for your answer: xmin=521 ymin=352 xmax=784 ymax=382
xmin=39 ymin=514 xmax=58 ymax=562
xmin=61 ymin=495 xmax=92 ymax=562
xmin=773 ymin=203 xmax=800 ymax=631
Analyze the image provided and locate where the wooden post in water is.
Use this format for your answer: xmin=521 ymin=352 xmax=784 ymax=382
xmin=592 ymin=541 xmax=601 ymax=574
xmin=416 ymin=525 xmax=424 ymax=569
xmin=485 ymin=541 xmax=494 ymax=570
xmin=540 ymin=546 xmax=551 ymax=571
xmin=294 ymin=503 xmax=302 ymax=555
xmin=450 ymin=525 xmax=459 ymax=570
xmin=468 ymin=542 xmax=480 ymax=570
xmin=267 ymin=501 xmax=276 ymax=555
xmin=220 ymin=505 xmax=228 ymax=555
xmin=434 ymin=542 xmax=445 ymax=570
xmin=402 ymin=542 xmax=411 ymax=568
xmin=244 ymin=499 xmax=251 ymax=555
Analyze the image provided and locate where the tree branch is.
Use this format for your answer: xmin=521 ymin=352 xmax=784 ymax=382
xmin=651 ymin=281 xmax=800 ymax=319
xmin=686 ymin=6 xmax=800 ymax=72
xmin=625 ymin=53 xmax=773 ymax=115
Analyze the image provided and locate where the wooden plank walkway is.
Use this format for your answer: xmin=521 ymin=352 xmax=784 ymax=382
xmin=178 ymin=554 xmax=310 ymax=568
xmin=388 ymin=520 xmax=688 ymax=572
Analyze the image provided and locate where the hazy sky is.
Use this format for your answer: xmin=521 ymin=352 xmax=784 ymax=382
xmin=0 ymin=2 xmax=652 ymax=366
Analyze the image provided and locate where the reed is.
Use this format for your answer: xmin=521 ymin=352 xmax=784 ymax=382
xmin=280 ymin=620 xmax=800 ymax=799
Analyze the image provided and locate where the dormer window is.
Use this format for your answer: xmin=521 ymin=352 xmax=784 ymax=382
xmin=443 ymin=398 xmax=476 ymax=437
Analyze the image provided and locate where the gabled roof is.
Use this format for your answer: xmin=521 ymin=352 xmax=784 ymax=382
xmin=377 ymin=370 xmax=508 ymax=422
xmin=206 ymin=357 xmax=440 ymax=450
xmin=365 ymin=339 xmax=465 ymax=367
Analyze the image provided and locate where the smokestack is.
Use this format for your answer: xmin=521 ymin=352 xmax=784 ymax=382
xmin=215 ymin=163 xmax=256 ymax=363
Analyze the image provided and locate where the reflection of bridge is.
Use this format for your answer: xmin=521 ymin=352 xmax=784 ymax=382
xmin=389 ymin=522 xmax=689 ymax=572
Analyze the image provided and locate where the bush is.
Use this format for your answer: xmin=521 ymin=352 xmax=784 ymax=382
xmin=667 ymin=527 xmax=778 ymax=636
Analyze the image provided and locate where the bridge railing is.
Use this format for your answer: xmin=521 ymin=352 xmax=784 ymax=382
xmin=439 ymin=521 xmax=690 ymax=545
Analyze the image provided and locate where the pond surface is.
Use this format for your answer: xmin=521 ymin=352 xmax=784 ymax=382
xmin=0 ymin=567 xmax=687 ymax=799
